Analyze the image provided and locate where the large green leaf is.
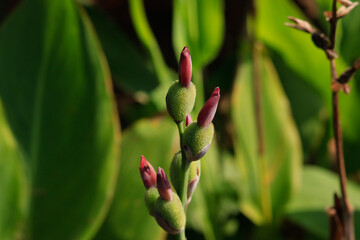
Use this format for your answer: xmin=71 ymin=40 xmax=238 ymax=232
xmin=256 ymin=0 xmax=330 ymax=163
xmin=0 ymin=0 xmax=120 ymax=239
xmin=286 ymin=166 xmax=360 ymax=239
xmin=231 ymin=49 xmax=302 ymax=224
xmin=172 ymin=0 xmax=225 ymax=69
xmin=95 ymin=117 xmax=177 ymax=240
xmin=0 ymin=101 xmax=28 ymax=240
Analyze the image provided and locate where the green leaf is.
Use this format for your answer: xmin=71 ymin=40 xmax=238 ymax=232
xmin=0 ymin=0 xmax=120 ymax=239
xmin=231 ymin=48 xmax=302 ymax=224
xmin=95 ymin=117 xmax=177 ymax=240
xmin=286 ymin=166 xmax=360 ymax=239
xmin=0 ymin=101 xmax=28 ymax=240
xmin=172 ymin=0 xmax=225 ymax=69
xmin=255 ymin=0 xmax=331 ymax=162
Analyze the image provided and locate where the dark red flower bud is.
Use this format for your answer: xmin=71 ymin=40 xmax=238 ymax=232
xmin=179 ymin=46 xmax=192 ymax=88
xmin=197 ymin=87 xmax=220 ymax=127
xmin=157 ymin=167 xmax=173 ymax=201
xmin=139 ymin=155 xmax=157 ymax=189
xmin=185 ymin=114 xmax=192 ymax=127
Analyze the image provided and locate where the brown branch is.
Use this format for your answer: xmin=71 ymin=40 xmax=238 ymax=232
xmin=329 ymin=0 xmax=338 ymax=50
xmin=328 ymin=0 xmax=354 ymax=239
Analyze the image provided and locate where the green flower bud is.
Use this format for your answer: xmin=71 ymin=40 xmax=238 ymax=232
xmin=183 ymin=122 xmax=214 ymax=161
xmin=166 ymin=80 xmax=196 ymax=123
xmin=154 ymin=192 xmax=186 ymax=234
xmin=170 ymin=152 xmax=200 ymax=194
xmin=170 ymin=152 xmax=182 ymax=193
xmin=144 ymin=187 xmax=159 ymax=216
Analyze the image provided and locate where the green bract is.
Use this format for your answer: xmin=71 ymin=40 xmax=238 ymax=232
xmin=187 ymin=160 xmax=200 ymax=200
xmin=166 ymin=80 xmax=196 ymax=123
xmin=188 ymin=160 xmax=200 ymax=183
xmin=144 ymin=187 xmax=159 ymax=216
xmin=183 ymin=122 xmax=214 ymax=161
xmin=154 ymin=193 xmax=186 ymax=234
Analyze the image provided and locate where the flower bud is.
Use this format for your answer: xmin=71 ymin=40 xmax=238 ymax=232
xmin=285 ymin=16 xmax=316 ymax=34
xmin=179 ymin=46 xmax=192 ymax=88
xmin=187 ymin=160 xmax=200 ymax=202
xmin=166 ymin=81 xmax=196 ymax=123
xmin=186 ymin=114 xmax=192 ymax=127
xmin=139 ymin=155 xmax=157 ymax=189
xmin=311 ymin=32 xmax=329 ymax=50
xmin=144 ymin=187 xmax=159 ymax=216
xmin=197 ymin=87 xmax=220 ymax=127
xmin=183 ymin=122 xmax=214 ymax=161
xmin=154 ymin=192 xmax=186 ymax=234
xmin=157 ymin=167 xmax=173 ymax=202
xmin=170 ymin=152 xmax=183 ymax=193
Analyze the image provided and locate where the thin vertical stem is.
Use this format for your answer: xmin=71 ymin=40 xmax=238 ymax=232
xmin=328 ymin=0 xmax=354 ymax=239
xmin=173 ymin=122 xmax=189 ymax=240
xmin=168 ymin=230 xmax=186 ymax=240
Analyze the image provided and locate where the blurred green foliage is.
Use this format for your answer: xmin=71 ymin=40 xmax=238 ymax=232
xmin=0 ymin=0 xmax=359 ymax=239
xmin=0 ymin=0 xmax=119 ymax=239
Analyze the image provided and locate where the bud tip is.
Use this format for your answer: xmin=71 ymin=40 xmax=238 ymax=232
xmin=197 ymin=87 xmax=220 ymax=127
xmin=139 ymin=155 xmax=157 ymax=189
xmin=186 ymin=114 xmax=193 ymax=127
xmin=179 ymin=46 xmax=192 ymax=88
xmin=157 ymin=167 xmax=173 ymax=201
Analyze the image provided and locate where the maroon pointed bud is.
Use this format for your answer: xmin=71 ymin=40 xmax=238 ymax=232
xmin=185 ymin=114 xmax=192 ymax=127
xmin=157 ymin=167 xmax=173 ymax=201
xmin=197 ymin=87 xmax=220 ymax=127
xmin=179 ymin=46 xmax=192 ymax=88
xmin=139 ymin=155 xmax=157 ymax=189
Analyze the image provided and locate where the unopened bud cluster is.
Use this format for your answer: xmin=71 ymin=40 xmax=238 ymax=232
xmin=139 ymin=47 xmax=220 ymax=235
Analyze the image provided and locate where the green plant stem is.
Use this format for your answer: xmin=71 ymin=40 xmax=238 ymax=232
xmin=168 ymin=230 xmax=186 ymax=240
xmin=175 ymin=122 xmax=189 ymax=240
xmin=176 ymin=122 xmax=191 ymax=207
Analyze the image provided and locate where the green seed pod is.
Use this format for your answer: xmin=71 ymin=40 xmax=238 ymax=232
xmin=154 ymin=192 xmax=186 ymax=234
xmin=170 ymin=151 xmax=182 ymax=193
xmin=144 ymin=187 xmax=159 ymax=216
xmin=183 ymin=122 xmax=214 ymax=161
xmin=166 ymin=80 xmax=196 ymax=123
